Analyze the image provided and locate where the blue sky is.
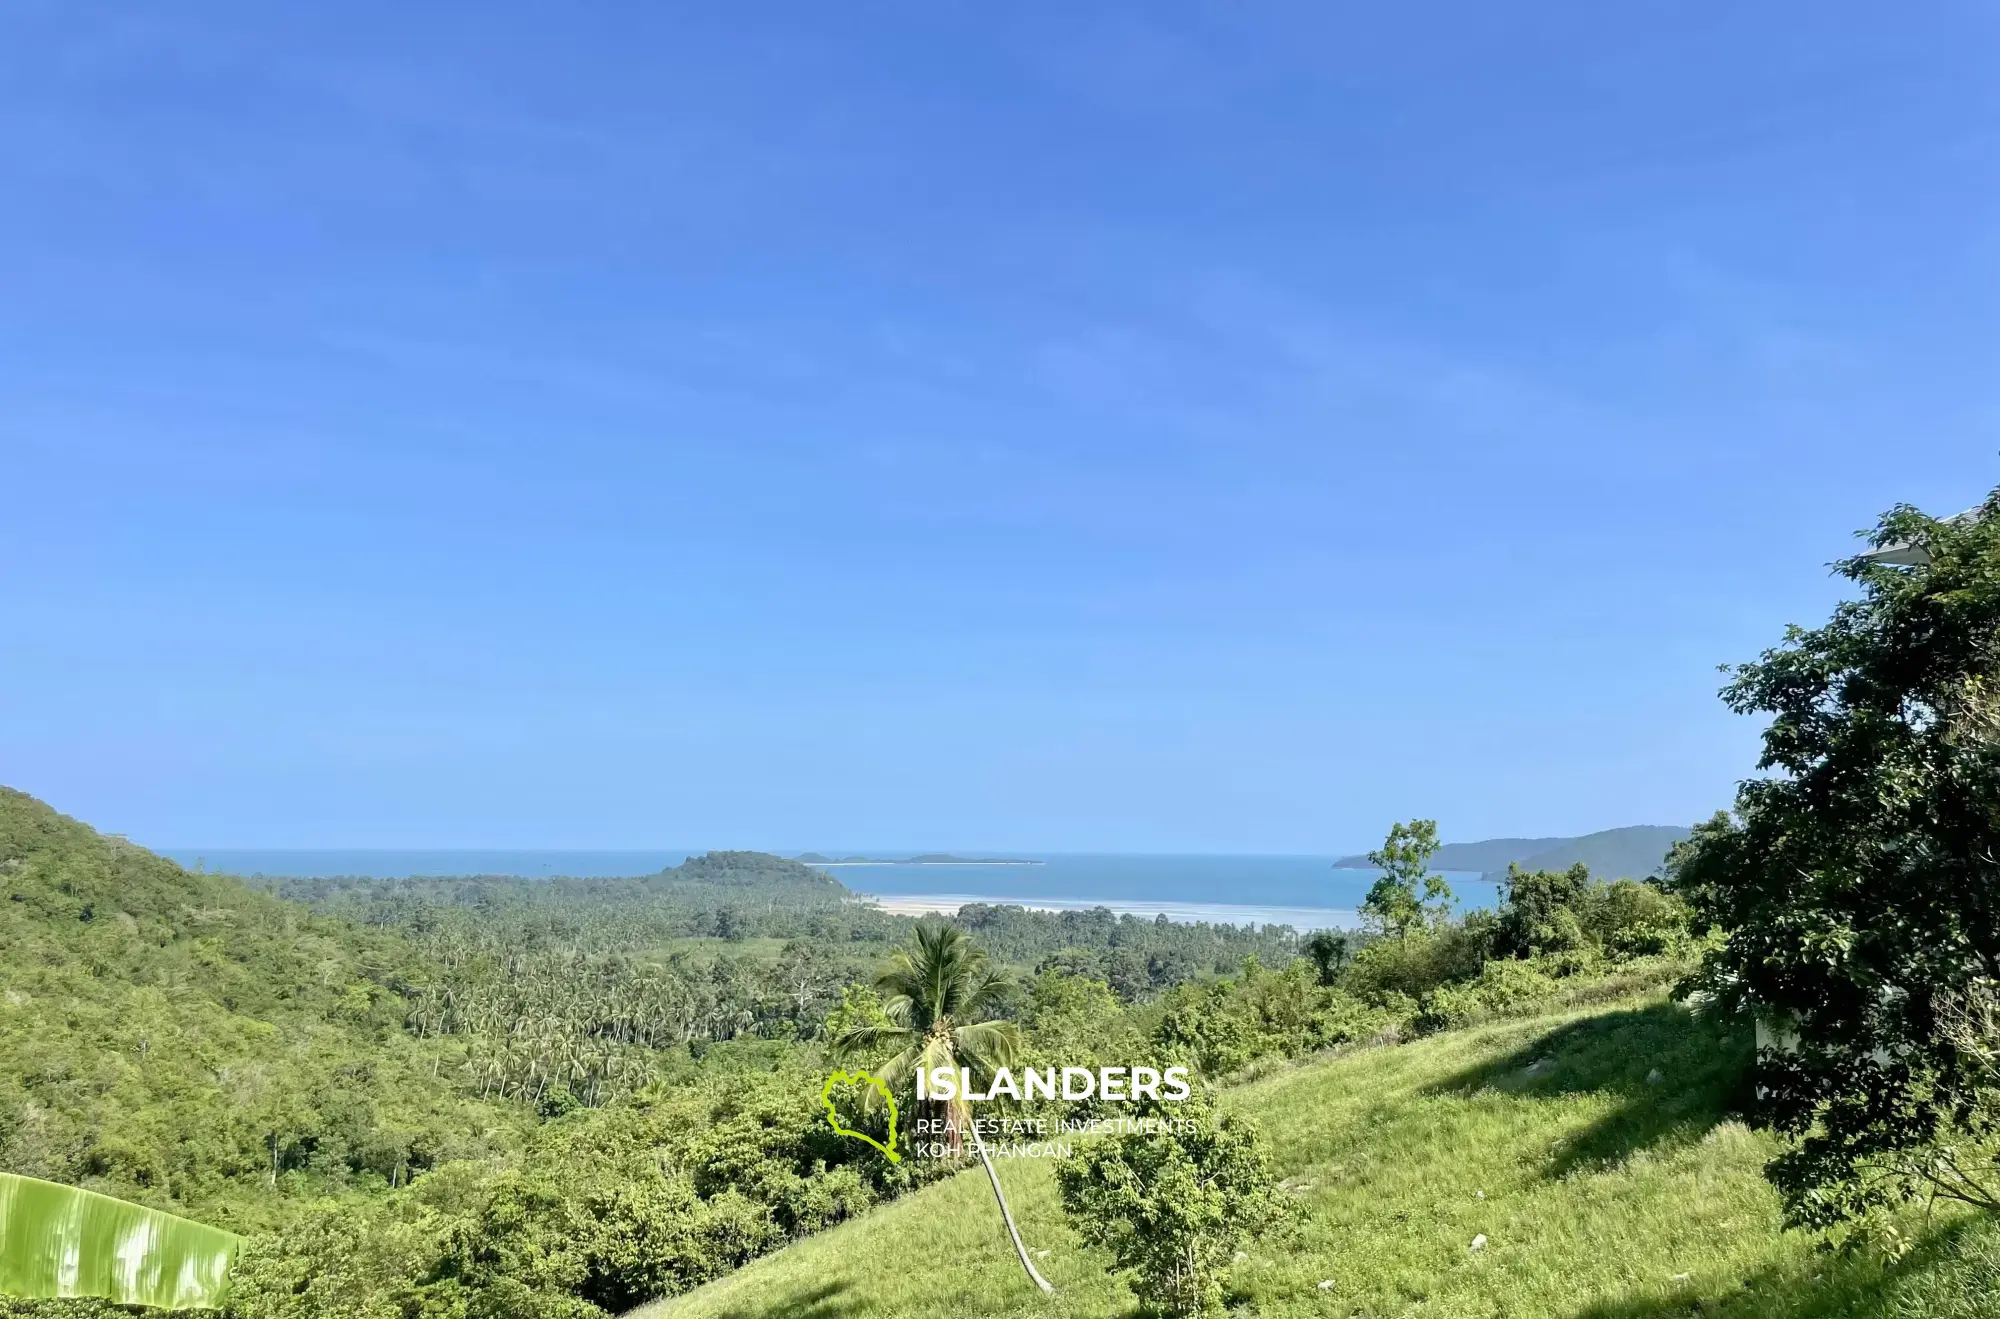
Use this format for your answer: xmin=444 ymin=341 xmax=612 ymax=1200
xmin=2 ymin=2 xmax=1995 ymax=852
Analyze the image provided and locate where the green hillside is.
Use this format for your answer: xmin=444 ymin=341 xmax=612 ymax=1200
xmin=0 ymin=786 xmax=525 ymax=1228
xmin=11 ymin=782 xmax=1995 ymax=1319
xmin=647 ymin=995 xmax=2000 ymax=1319
xmin=0 ymin=787 xmax=1329 ymax=1319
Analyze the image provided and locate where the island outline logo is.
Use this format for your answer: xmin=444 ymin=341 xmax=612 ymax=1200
xmin=820 ymin=1069 xmax=901 ymax=1162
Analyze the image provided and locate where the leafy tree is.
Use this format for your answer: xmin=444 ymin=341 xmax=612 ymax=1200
xmin=1359 ymin=820 xmax=1453 ymax=937
xmin=1103 ymin=946 xmax=1153 ymax=1002
xmin=1494 ymin=863 xmax=1593 ymax=958
xmin=830 ymin=925 xmax=1052 ymax=1293
xmin=772 ymin=940 xmax=842 ymax=1029
xmin=1490 ymin=865 xmax=1688 ymax=963
xmin=1592 ymin=879 xmax=1689 ymax=958
xmin=1056 ymin=1089 xmax=1287 ymax=1316
xmin=1015 ymin=970 xmax=1137 ymax=1114
xmin=1035 ymin=947 xmax=1104 ymax=980
xmin=1145 ymin=946 xmax=1200 ymax=990
xmin=819 ymin=983 xmax=893 ymax=1045
xmin=1019 ymin=967 xmax=1123 ymax=1040
xmin=1670 ymin=491 xmax=2000 ymax=1225
xmin=1303 ymin=931 xmax=1349 ymax=986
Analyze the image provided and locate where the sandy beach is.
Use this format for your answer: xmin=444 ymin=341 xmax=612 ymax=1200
xmin=859 ymin=892 xmax=1356 ymax=930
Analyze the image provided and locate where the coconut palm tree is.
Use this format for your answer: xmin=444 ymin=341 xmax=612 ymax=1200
xmin=834 ymin=924 xmax=1053 ymax=1294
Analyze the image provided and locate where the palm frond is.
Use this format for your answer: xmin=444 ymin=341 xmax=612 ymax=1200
xmin=915 ymin=1032 xmax=961 ymax=1077
xmin=0 ymin=1173 xmax=242 ymax=1310
xmin=951 ymin=1019 xmax=1024 ymax=1074
xmin=874 ymin=965 xmax=924 ymax=1028
xmin=867 ymin=1041 xmax=924 ymax=1099
xmin=873 ymin=924 xmax=1014 ymax=1035
xmin=961 ymin=968 xmax=1014 ymax=1019
xmin=829 ymin=1021 xmax=913 ymax=1057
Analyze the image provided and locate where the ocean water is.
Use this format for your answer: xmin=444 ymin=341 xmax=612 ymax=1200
xmin=814 ymin=854 xmax=1489 ymax=908
xmin=822 ymin=855 xmax=1495 ymax=931
xmin=167 ymin=848 xmax=1496 ymax=932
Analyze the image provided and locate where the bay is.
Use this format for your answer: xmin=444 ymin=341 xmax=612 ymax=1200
xmin=818 ymin=855 xmax=1495 ymax=932
xmin=164 ymin=848 xmax=1496 ymax=933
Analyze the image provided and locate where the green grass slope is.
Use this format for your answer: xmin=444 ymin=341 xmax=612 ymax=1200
xmin=645 ymin=997 xmax=2000 ymax=1319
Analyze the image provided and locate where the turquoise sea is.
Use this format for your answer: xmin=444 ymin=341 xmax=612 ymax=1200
xmin=166 ymin=849 xmax=1497 ymax=932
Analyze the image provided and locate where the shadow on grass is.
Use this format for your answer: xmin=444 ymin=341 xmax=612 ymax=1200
xmin=1565 ymin=1214 xmax=2000 ymax=1318
xmin=695 ymin=1279 xmax=863 ymax=1319
xmin=1423 ymin=1000 xmax=1754 ymax=1178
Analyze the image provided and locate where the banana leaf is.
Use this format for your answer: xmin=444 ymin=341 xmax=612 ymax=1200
xmin=0 ymin=1172 xmax=243 ymax=1310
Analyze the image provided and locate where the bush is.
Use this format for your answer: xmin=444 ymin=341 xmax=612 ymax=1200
xmin=1494 ymin=864 xmax=1689 ymax=964
xmin=1493 ymin=864 xmax=1594 ymax=958
xmin=1055 ymin=1091 xmax=1288 ymax=1316
xmin=1150 ymin=960 xmax=1385 ymax=1078
xmin=225 ymin=1058 xmax=899 ymax=1319
xmin=1589 ymin=879 xmax=1690 ymax=958
xmin=1413 ymin=957 xmax=1561 ymax=1032
xmin=1341 ymin=920 xmax=1492 ymax=1004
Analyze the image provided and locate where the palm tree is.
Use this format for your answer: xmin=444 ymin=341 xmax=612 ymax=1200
xmin=834 ymin=924 xmax=1054 ymax=1294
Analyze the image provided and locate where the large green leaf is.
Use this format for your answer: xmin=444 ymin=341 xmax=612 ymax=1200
xmin=0 ymin=1173 xmax=243 ymax=1310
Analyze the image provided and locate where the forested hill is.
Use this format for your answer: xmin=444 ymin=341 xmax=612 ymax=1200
xmin=1333 ymin=824 xmax=1693 ymax=882
xmin=0 ymin=785 xmax=522 ymax=1226
xmin=1482 ymin=824 xmax=1691 ymax=882
xmin=0 ymin=788 xmax=904 ymax=1237
xmin=1332 ymin=835 xmax=1569 ymax=874
xmin=0 ymin=785 xmax=1319 ymax=1319
xmin=674 ymin=849 xmax=848 ymax=891
xmin=271 ymin=846 xmax=848 ymax=906
xmin=272 ymin=848 xmax=864 ymax=956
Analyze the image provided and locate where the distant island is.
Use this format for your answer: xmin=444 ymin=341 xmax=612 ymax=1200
xmin=795 ymin=852 xmax=1044 ymax=866
xmin=1332 ymin=824 xmax=1692 ymax=883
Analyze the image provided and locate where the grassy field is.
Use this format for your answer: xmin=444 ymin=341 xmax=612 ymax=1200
xmin=639 ymin=995 xmax=2000 ymax=1319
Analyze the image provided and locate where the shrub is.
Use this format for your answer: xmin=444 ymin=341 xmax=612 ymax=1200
xmin=1150 ymin=961 xmax=1377 ymax=1078
xmin=1055 ymin=1091 xmax=1287 ymax=1316
xmin=1414 ymin=956 xmax=1560 ymax=1032
xmin=1495 ymin=864 xmax=1689 ymax=964
xmin=1494 ymin=863 xmax=1594 ymax=958
xmin=1589 ymin=879 xmax=1690 ymax=957
xmin=1302 ymin=932 xmax=1348 ymax=986
xmin=1152 ymin=979 xmax=1261 ymax=1077
xmin=1341 ymin=919 xmax=1492 ymax=1004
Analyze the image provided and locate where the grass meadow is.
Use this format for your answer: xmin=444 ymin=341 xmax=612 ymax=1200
xmin=640 ymin=995 xmax=2000 ymax=1319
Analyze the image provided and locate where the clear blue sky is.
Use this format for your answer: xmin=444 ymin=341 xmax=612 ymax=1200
xmin=2 ymin=2 xmax=1995 ymax=852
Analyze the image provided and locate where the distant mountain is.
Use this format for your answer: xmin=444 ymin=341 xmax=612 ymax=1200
xmin=1484 ymin=826 xmax=1691 ymax=883
xmin=1333 ymin=825 xmax=1693 ymax=884
xmin=1333 ymin=836 xmax=1568 ymax=874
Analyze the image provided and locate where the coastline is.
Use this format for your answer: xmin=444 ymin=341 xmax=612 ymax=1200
xmin=858 ymin=891 xmax=1356 ymax=931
